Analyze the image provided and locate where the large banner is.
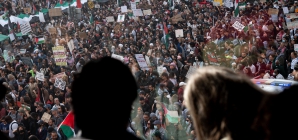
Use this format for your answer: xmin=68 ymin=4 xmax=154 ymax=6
xmin=52 ymin=46 xmax=67 ymax=66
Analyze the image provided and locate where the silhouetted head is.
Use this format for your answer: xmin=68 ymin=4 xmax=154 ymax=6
xmin=71 ymin=57 xmax=138 ymax=138
xmin=184 ymin=66 xmax=266 ymax=140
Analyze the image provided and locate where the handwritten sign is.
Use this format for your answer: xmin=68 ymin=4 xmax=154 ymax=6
xmin=283 ymin=7 xmax=289 ymax=14
xmin=49 ymin=27 xmax=56 ymax=34
xmin=106 ymin=16 xmax=115 ymax=22
xmin=41 ymin=112 xmax=51 ymax=123
xmin=135 ymin=54 xmax=149 ymax=70
xmin=49 ymin=8 xmax=62 ymax=17
xmin=143 ymin=9 xmax=152 ymax=15
xmin=121 ymin=6 xmax=127 ymax=13
xmin=175 ymin=29 xmax=184 ymax=37
xmin=117 ymin=15 xmax=125 ymax=22
xmin=52 ymin=46 xmax=67 ymax=66
xmin=287 ymin=21 xmax=298 ymax=29
xmin=133 ymin=9 xmax=144 ymax=16
xmin=131 ymin=2 xmax=137 ymax=9
xmin=286 ymin=13 xmax=298 ymax=19
xmin=268 ymin=8 xmax=278 ymax=15
xmin=35 ymin=72 xmax=45 ymax=81
xmin=232 ymin=21 xmax=245 ymax=31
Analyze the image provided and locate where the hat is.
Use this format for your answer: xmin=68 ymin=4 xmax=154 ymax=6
xmin=51 ymin=107 xmax=58 ymax=111
xmin=18 ymin=108 xmax=25 ymax=113
xmin=37 ymin=120 xmax=44 ymax=124
xmin=153 ymin=120 xmax=161 ymax=125
xmin=150 ymin=43 xmax=154 ymax=46
xmin=179 ymin=82 xmax=186 ymax=86
xmin=44 ymin=104 xmax=52 ymax=109
xmin=150 ymin=113 xmax=156 ymax=118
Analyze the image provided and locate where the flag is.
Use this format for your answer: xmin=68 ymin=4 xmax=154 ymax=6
xmin=163 ymin=22 xmax=169 ymax=48
xmin=32 ymin=3 xmax=36 ymax=11
xmin=234 ymin=0 xmax=239 ymax=17
xmin=8 ymin=16 xmax=17 ymax=41
xmin=17 ymin=22 xmax=20 ymax=30
xmin=58 ymin=112 xmax=75 ymax=139
xmin=77 ymin=0 xmax=82 ymax=8
xmin=90 ymin=14 xmax=94 ymax=24
xmin=117 ymin=0 xmax=121 ymax=7
xmin=35 ymin=37 xmax=45 ymax=44
xmin=60 ymin=0 xmax=63 ymax=4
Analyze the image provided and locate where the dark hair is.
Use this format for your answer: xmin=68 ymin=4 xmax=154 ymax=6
xmin=28 ymin=135 xmax=39 ymax=140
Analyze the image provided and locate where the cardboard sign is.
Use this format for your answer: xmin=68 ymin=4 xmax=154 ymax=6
xmin=50 ymin=72 xmax=66 ymax=83
xmin=49 ymin=8 xmax=62 ymax=17
xmin=35 ymin=72 xmax=45 ymax=81
xmin=49 ymin=27 xmax=57 ymax=34
xmin=79 ymin=32 xmax=87 ymax=38
xmin=268 ymin=8 xmax=279 ymax=15
xmin=170 ymin=14 xmax=184 ymax=24
xmin=175 ymin=29 xmax=184 ymax=37
xmin=23 ymin=8 xmax=31 ymax=13
xmin=106 ymin=16 xmax=115 ymax=22
xmin=41 ymin=112 xmax=51 ymax=123
xmin=143 ymin=9 xmax=152 ymax=15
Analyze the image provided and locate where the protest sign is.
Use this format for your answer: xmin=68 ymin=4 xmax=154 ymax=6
xmin=175 ymin=29 xmax=184 ymax=37
xmin=39 ymin=12 xmax=45 ymax=22
xmin=117 ymin=15 xmax=125 ymax=22
xmin=133 ymin=9 xmax=144 ymax=16
xmin=232 ymin=21 xmax=245 ymax=31
xmin=230 ymin=17 xmax=241 ymax=24
xmin=224 ymin=2 xmax=233 ymax=8
xmin=283 ymin=7 xmax=289 ymax=14
xmin=121 ymin=6 xmax=127 ymax=13
xmin=95 ymin=4 xmax=100 ymax=8
xmin=79 ymin=32 xmax=87 ymax=38
xmin=49 ymin=27 xmax=57 ymax=34
xmin=170 ymin=14 xmax=184 ymax=24
xmin=185 ymin=66 xmax=196 ymax=79
xmin=131 ymin=2 xmax=137 ymax=9
xmin=49 ymin=8 xmax=62 ymax=17
xmin=67 ymin=39 xmax=75 ymax=55
xmin=50 ymin=72 xmax=66 ymax=83
xmin=157 ymin=66 xmax=163 ymax=76
xmin=143 ymin=9 xmax=152 ymax=15
xmin=20 ymin=22 xmax=32 ymax=35
xmin=52 ymin=46 xmax=67 ymax=66
xmin=135 ymin=54 xmax=149 ymax=70
xmin=271 ymin=15 xmax=278 ymax=22
xmin=111 ymin=54 xmax=124 ymax=62
xmin=106 ymin=16 xmax=115 ymax=22
xmin=54 ymin=78 xmax=66 ymax=90
xmin=23 ymin=8 xmax=31 ymax=14
xmin=294 ymin=44 xmax=298 ymax=52
xmin=287 ymin=21 xmax=298 ymax=29
xmin=35 ymin=72 xmax=45 ymax=81
xmin=286 ymin=13 xmax=298 ymax=19
xmin=268 ymin=8 xmax=278 ymax=15
xmin=41 ymin=112 xmax=51 ymax=123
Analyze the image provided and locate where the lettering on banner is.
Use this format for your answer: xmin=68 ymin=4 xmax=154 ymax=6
xmin=20 ymin=23 xmax=32 ymax=35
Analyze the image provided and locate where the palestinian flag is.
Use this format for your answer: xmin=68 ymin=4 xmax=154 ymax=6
xmin=234 ymin=0 xmax=239 ymax=17
xmin=35 ymin=37 xmax=45 ymax=44
xmin=60 ymin=0 xmax=63 ymax=4
xmin=163 ymin=22 xmax=169 ymax=48
xmin=58 ymin=111 xmax=75 ymax=139
xmin=77 ymin=0 xmax=82 ymax=8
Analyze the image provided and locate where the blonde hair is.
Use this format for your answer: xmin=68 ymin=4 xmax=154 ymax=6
xmin=8 ymin=74 xmax=15 ymax=80
xmin=184 ymin=66 xmax=267 ymax=140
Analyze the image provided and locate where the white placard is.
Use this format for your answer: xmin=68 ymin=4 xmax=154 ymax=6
xmin=106 ymin=16 xmax=115 ymax=22
xmin=175 ymin=29 xmax=184 ymax=37
xmin=117 ymin=15 xmax=125 ymax=22
xmin=131 ymin=2 xmax=136 ymax=9
xmin=224 ymin=2 xmax=233 ymax=8
xmin=271 ymin=15 xmax=278 ymax=22
xmin=35 ymin=72 xmax=45 ymax=81
xmin=283 ymin=7 xmax=289 ymax=14
xmin=213 ymin=2 xmax=220 ymax=6
xmin=135 ymin=54 xmax=149 ymax=70
xmin=39 ymin=12 xmax=45 ymax=22
xmin=54 ymin=78 xmax=66 ymax=90
xmin=232 ymin=21 xmax=245 ymax=31
xmin=20 ymin=22 xmax=32 ymax=35
xmin=294 ymin=44 xmax=298 ymax=52
xmin=143 ymin=9 xmax=152 ymax=15
xmin=95 ymin=4 xmax=100 ymax=8
xmin=20 ymin=49 xmax=26 ymax=54
xmin=121 ymin=6 xmax=127 ymax=13
xmin=133 ymin=9 xmax=144 ymax=16
xmin=9 ymin=34 xmax=15 ymax=41
xmin=157 ymin=66 xmax=163 ymax=76
xmin=111 ymin=54 xmax=124 ymax=62
xmin=185 ymin=66 xmax=197 ymax=79
xmin=67 ymin=39 xmax=75 ymax=55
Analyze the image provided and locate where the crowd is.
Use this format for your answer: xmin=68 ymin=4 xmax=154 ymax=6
xmin=0 ymin=0 xmax=298 ymax=139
